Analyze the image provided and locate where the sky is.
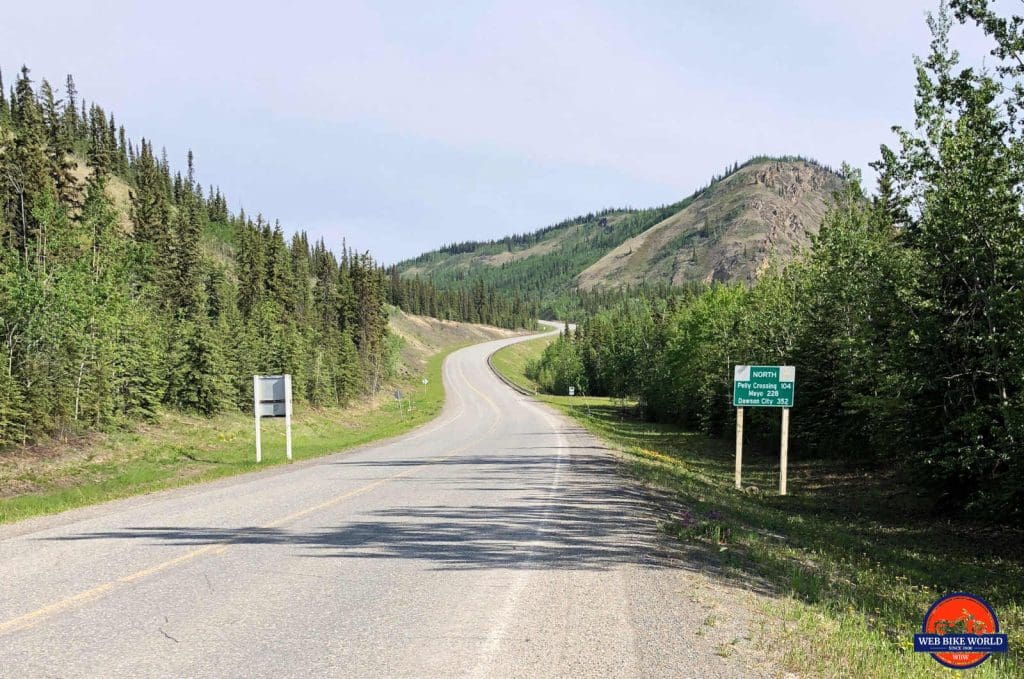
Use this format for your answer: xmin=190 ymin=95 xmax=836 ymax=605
xmin=0 ymin=1 xmax=999 ymax=264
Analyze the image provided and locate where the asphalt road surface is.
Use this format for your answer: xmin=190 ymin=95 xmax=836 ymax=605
xmin=0 ymin=325 xmax=769 ymax=678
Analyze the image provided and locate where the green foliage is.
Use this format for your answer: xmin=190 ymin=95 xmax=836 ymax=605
xmin=165 ymin=309 xmax=231 ymax=415
xmin=393 ymin=202 xmax=694 ymax=321
xmin=525 ymin=326 xmax=586 ymax=395
xmin=887 ymin=2 xmax=1024 ymax=514
xmin=0 ymin=335 xmax=467 ymax=525
xmin=535 ymin=396 xmax=1024 ymax=677
xmin=388 ymin=273 xmax=538 ymax=329
xmin=0 ymin=65 xmax=393 ymax=447
xmin=521 ymin=2 xmax=1024 ymax=522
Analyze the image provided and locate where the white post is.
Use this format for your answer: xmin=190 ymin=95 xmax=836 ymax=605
xmin=735 ymin=407 xmax=744 ymax=489
xmin=284 ymin=374 xmax=293 ymax=461
xmin=254 ymin=375 xmax=262 ymax=463
xmin=780 ymin=407 xmax=790 ymax=495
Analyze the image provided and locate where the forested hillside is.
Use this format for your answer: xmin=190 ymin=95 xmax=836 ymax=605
xmin=527 ymin=4 xmax=1024 ymax=521
xmin=394 ymin=157 xmax=842 ymax=318
xmin=395 ymin=202 xmax=694 ymax=317
xmin=0 ymin=66 xmax=390 ymax=447
xmin=386 ymin=272 xmax=538 ymax=329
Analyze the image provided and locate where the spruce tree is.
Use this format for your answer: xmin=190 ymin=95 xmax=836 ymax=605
xmin=165 ymin=293 xmax=231 ymax=415
xmin=38 ymin=79 xmax=77 ymax=207
xmin=8 ymin=67 xmax=54 ymax=262
xmin=170 ymin=191 xmax=204 ymax=312
xmin=0 ymin=65 xmax=396 ymax=448
xmin=130 ymin=140 xmax=172 ymax=286
xmin=63 ymin=74 xmax=78 ymax=143
xmin=0 ymin=360 xmax=25 ymax=445
xmin=0 ymin=67 xmax=7 ymax=123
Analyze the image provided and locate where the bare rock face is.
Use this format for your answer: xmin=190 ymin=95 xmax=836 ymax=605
xmin=577 ymin=159 xmax=844 ymax=291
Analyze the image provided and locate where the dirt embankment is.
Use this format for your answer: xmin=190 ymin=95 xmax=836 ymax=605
xmin=388 ymin=308 xmax=525 ymax=379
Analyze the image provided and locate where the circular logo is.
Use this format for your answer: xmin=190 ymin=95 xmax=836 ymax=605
xmin=921 ymin=593 xmax=1000 ymax=669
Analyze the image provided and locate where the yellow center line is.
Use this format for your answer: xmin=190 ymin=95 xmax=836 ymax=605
xmin=0 ymin=354 xmax=506 ymax=638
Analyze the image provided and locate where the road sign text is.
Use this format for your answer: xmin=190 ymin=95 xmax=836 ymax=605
xmin=733 ymin=365 xmax=795 ymax=408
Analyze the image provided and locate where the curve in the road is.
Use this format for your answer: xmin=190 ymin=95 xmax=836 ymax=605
xmin=0 ymin=322 xmax=768 ymax=678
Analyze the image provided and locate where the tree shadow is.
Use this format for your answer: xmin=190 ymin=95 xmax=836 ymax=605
xmin=44 ymin=449 xmax=770 ymax=592
xmin=567 ymin=401 xmax=1024 ymax=650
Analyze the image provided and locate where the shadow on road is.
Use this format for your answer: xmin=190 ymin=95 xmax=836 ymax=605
xmin=45 ymin=448 xmax=758 ymax=583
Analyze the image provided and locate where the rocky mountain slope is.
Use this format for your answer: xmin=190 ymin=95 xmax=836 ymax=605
xmin=397 ymin=157 xmax=845 ymax=307
xmin=578 ymin=159 xmax=843 ymax=289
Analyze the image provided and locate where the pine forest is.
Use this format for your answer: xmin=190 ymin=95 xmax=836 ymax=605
xmin=0 ymin=67 xmax=391 ymax=446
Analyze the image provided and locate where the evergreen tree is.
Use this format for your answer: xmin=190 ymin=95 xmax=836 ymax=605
xmin=879 ymin=3 xmax=1024 ymax=510
xmin=165 ymin=307 xmax=231 ymax=415
xmin=62 ymin=74 xmax=78 ymax=144
xmin=0 ymin=67 xmax=8 ymax=123
xmin=6 ymin=67 xmax=54 ymax=262
xmin=130 ymin=140 xmax=172 ymax=287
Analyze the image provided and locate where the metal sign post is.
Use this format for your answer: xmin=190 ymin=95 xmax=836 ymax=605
xmin=254 ymin=374 xmax=293 ymax=463
xmin=732 ymin=365 xmax=795 ymax=494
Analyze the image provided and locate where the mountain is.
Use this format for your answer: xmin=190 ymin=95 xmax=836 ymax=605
xmin=578 ymin=159 xmax=844 ymax=289
xmin=395 ymin=157 xmax=844 ymax=310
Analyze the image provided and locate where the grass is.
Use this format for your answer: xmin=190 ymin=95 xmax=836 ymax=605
xmin=490 ymin=340 xmax=1024 ymax=678
xmin=487 ymin=335 xmax=554 ymax=393
xmin=0 ymin=346 xmax=458 ymax=525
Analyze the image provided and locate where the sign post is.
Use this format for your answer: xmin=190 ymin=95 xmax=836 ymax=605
xmin=253 ymin=376 xmax=261 ymax=463
xmin=284 ymin=374 xmax=293 ymax=462
xmin=780 ymin=407 xmax=789 ymax=495
xmin=254 ymin=374 xmax=293 ymax=463
xmin=732 ymin=365 xmax=795 ymax=495
xmin=735 ymin=407 xmax=744 ymax=489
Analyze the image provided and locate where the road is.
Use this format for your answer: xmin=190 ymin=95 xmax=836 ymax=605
xmin=0 ymin=325 xmax=768 ymax=678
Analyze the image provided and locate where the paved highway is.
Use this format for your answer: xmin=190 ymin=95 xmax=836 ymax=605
xmin=0 ymin=325 xmax=767 ymax=678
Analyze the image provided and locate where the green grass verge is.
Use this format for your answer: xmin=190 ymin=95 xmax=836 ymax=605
xmin=0 ymin=346 xmax=459 ymax=525
xmin=487 ymin=334 xmax=553 ymax=393
xmin=490 ymin=341 xmax=1024 ymax=678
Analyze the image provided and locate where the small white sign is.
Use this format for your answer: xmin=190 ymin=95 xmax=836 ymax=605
xmin=253 ymin=374 xmax=292 ymax=463
xmin=568 ymin=386 xmax=576 ymax=396
xmin=255 ymin=375 xmax=289 ymax=418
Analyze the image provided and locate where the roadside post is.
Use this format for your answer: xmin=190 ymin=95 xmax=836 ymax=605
xmin=732 ymin=365 xmax=795 ymax=495
xmin=734 ymin=407 xmax=744 ymax=489
xmin=254 ymin=374 xmax=293 ymax=463
xmin=395 ymin=389 xmax=411 ymax=413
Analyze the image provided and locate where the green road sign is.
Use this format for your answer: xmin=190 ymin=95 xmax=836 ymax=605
xmin=733 ymin=365 xmax=795 ymax=407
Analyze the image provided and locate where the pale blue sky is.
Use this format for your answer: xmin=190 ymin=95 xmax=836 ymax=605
xmin=0 ymin=1 xmax=995 ymax=263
